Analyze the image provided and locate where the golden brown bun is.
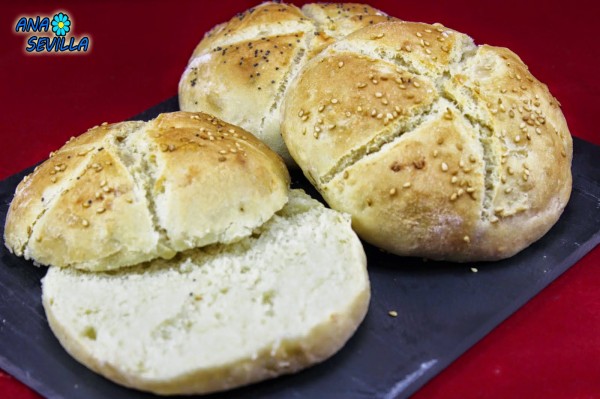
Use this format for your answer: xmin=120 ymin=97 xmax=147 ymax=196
xmin=4 ymin=112 xmax=290 ymax=271
xmin=179 ymin=2 xmax=396 ymax=165
xmin=281 ymin=21 xmax=572 ymax=261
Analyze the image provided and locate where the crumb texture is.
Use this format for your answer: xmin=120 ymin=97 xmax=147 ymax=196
xmin=42 ymin=190 xmax=369 ymax=395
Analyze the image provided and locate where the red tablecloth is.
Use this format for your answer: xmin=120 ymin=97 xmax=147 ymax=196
xmin=1 ymin=1 xmax=598 ymax=398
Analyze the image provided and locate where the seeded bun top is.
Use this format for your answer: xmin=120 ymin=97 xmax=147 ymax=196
xmin=281 ymin=21 xmax=573 ymax=261
xmin=5 ymin=111 xmax=290 ymax=271
xmin=179 ymin=1 xmax=396 ymax=165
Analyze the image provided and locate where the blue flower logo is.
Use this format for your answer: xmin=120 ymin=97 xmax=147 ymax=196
xmin=51 ymin=13 xmax=71 ymax=36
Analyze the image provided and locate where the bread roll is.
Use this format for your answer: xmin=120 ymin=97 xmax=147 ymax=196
xmin=4 ymin=111 xmax=289 ymax=271
xmin=179 ymin=2 xmax=396 ymax=165
xmin=42 ymin=190 xmax=370 ymax=395
xmin=281 ymin=21 xmax=573 ymax=261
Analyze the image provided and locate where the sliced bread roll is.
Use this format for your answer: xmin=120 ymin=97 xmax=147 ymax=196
xmin=4 ymin=111 xmax=289 ymax=271
xmin=42 ymin=190 xmax=370 ymax=395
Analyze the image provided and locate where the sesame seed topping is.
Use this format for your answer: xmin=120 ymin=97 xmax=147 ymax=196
xmin=318 ymin=105 xmax=325 ymax=112
xmin=376 ymin=113 xmax=383 ymax=119
xmin=413 ymin=81 xmax=421 ymax=88
xmin=314 ymin=126 xmax=321 ymax=133
xmin=433 ymin=150 xmax=439 ymax=158
xmin=338 ymin=61 xmax=344 ymax=68
xmin=463 ymin=235 xmax=470 ymax=243
xmin=298 ymin=110 xmax=304 ymax=117
xmin=357 ymin=82 xmax=367 ymax=88
xmin=451 ymin=176 xmax=458 ymax=184
xmin=416 ymin=32 xmax=423 ymax=37
xmin=450 ymin=193 xmax=458 ymax=201
xmin=469 ymin=154 xmax=477 ymax=163
xmin=403 ymin=182 xmax=411 ymax=188
xmin=81 ymin=219 xmax=89 ymax=227
xmin=96 ymin=207 xmax=106 ymax=214
xmin=389 ymin=188 xmax=397 ymax=196
xmin=375 ymin=92 xmax=383 ymax=98
xmin=457 ymin=188 xmax=465 ymax=196
xmin=490 ymin=216 xmax=499 ymax=223
xmin=388 ymin=310 xmax=398 ymax=317
xmin=51 ymin=176 xmax=57 ymax=183
xmin=470 ymin=267 xmax=478 ymax=273
xmin=441 ymin=162 xmax=449 ymax=172
xmin=331 ymin=98 xmax=339 ymax=104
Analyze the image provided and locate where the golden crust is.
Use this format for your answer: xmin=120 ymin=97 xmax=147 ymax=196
xmin=5 ymin=112 xmax=290 ymax=270
xmin=180 ymin=33 xmax=306 ymax=161
xmin=146 ymin=112 xmax=290 ymax=252
xmin=281 ymin=51 xmax=437 ymax=185
xmin=179 ymin=2 xmax=397 ymax=165
xmin=4 ymin=124 xmax=133 ymax=258
xmin=190 ymin=2 xmax=309 ymax=59
xmin=282 ymin=21 xmax=573 ymax=261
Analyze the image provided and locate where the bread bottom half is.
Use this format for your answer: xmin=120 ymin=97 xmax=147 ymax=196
xmin=42 ymin=190 xmax=369 ymax=395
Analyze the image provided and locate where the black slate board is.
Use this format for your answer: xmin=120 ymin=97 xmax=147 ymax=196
xmin=1 ymin=97 xmax=599 ymax=399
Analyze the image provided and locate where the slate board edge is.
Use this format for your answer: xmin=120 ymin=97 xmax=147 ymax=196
xmin=400 ymin=227 xmax=600 ymax=399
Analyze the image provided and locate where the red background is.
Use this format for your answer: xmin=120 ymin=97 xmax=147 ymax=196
xmin=1 ymin=1 xmax=599 ymax=398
